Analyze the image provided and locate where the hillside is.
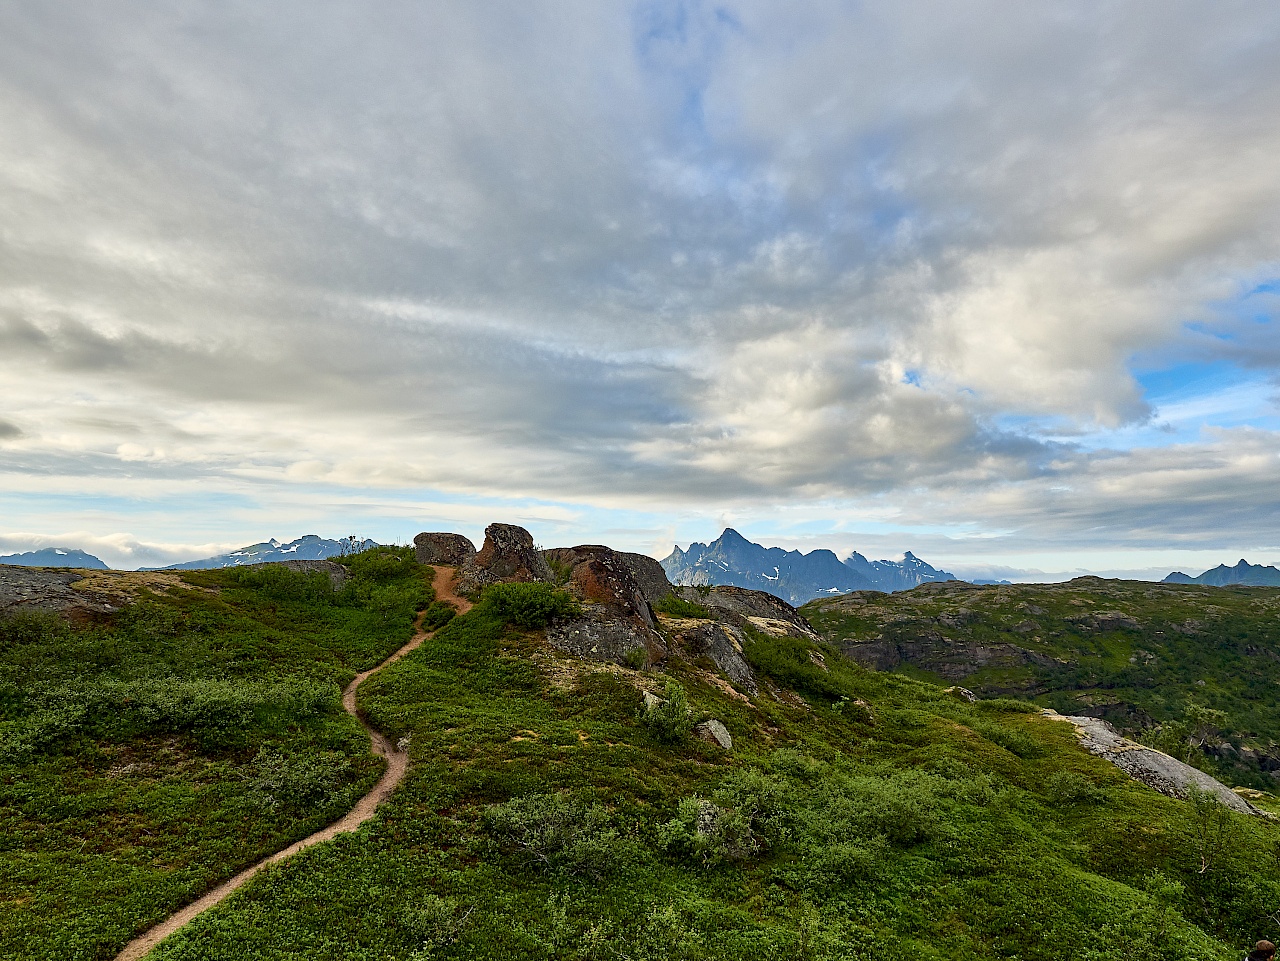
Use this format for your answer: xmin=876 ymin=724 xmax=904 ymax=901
xmin=660 ymin=529 xmax=954 ymax=605
xmin=4 ymin=536 xmax=1280 ymax=959
xmin=803 ymin=577 xmax=1280 ymax=789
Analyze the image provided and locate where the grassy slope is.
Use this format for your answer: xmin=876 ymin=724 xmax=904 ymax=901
xmin=0 ymin=548 xmax=431 ymax=961
xmin=124 ymin=597 xmax=1280 ymax=961
xmin=802 ymin=579 xmax=1280 ymax=788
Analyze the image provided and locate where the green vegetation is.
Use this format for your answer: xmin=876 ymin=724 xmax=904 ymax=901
xmin=9 ymin=565 xmax=1280 ymax=959
xmin=87 ymin=596 xmax=1280 ymax=960
xmin=654 ymin=593 xmax=713 ymax=619
xmin=474 ymin=582 xmax=581 ymax=629
xmin=0 ymin=547 xmax=431 ymax=961
xmin=803 ymin=579 xmax=1280 ymax=789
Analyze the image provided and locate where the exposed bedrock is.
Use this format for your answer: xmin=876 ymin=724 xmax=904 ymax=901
xmin=1047 ymin=712 xmax=1262 ymax=817
xmin=543 ymin=544 xmax=667 ymax=666
xmin=413 ymin=532 xmax=477 ymax=568
xmin=456 ymin=523 xmax=553 ymax=596
xmin=676 ymin=584 xmax=819 ymax=640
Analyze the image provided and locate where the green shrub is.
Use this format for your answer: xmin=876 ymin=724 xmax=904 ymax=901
xmin=640 ymin=681 xmax=692 ymax=743
xmin=422 ymin=601 xmax=456 ymax=630
xmin=341 ymin=545 xmax=419 ymax=583
xmin=657 ymin=797 xmax=761 ymax=866
xmin=653 ymin=594 xmax=712 ymax=619
xmin=245 ymin=746 xmax=352 ymax=810
xmin=475 ymin=582 xmax=581 ymax=629
xmin=1046 ymin=770 xmax=1109 ymax=806
xmin=483 ymin=792 xmax=629 ymax=877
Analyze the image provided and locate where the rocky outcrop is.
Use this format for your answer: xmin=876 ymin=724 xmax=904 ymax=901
xmin=660 ymin=617 xmax=758 ymax=693
xmin=838 ymin=635 xmax=1059 ymax=681
xmin=0 ymin=567 xmax=115 ymax=617
xmin=413 ymin=532 xmax=477 ymax=567
xmin=543 ymin=545 xmax=666 ymax=666
xmin=455 ymin=523 xmax=553 ymax=596
xmin=1047 ymin=713 xmax=1262 ymax=816
xmin=675 ymin=585 xmax=818 ymax=640
xmin=0 ymin=567 xmax=186 ymax=620
xmin=620 ymin=552 xmax=674 ymax=604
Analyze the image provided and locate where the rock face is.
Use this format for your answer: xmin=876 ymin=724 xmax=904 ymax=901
xmin=676 ymin=585 xmax=819 ymax=640
xmin=660 ymin=618 xmax=758 ymax=693
xmin=0 ymin=567 xmax=112 ymax=617
xmin=456 ymin=523 xmax=553 ymax=596
xmin=413 ymin=532 xmax=477 ymax=567
xmin=620 ymin=552 xmax=674 ymax=604
xmin=1048 ymin=713 xmax=1261 ymax=816
xmin=543 ymin=545 xmax=666 ymax=666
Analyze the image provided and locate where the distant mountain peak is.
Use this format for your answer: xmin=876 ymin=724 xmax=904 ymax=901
xmin=156 ymin=535 xmax=378 ymax=571
xmin=0 ymin=547 xmax=108 ymax=570
xmin=1162 ymin=559 xmax=1280 ymax=588
xmin=660 ymin=530 xmax=953 ymax=605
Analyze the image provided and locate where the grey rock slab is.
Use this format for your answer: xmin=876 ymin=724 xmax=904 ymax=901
xmin=1047 ymin=712 xmax=1260 ymax=816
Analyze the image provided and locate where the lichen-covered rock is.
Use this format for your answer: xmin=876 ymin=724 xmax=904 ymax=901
xmin=620 ymin=552 xmax=674 ymax=604
xmin=1046 ymin=712 xmax=1262 ymax=816
xmin=413 ymin=532 xmax=477 ymax=567
xmin=694 ymin=719 xmax=733 ymax=750
xmin=660 ymin=617 xmax=758 ymax=693
xmin=675 ymin=585 xmax=818 ymax=640
xmin=543 ymin=544 xmax=665 ymax=666
xmin=456 ymin=523 xmax=553 ymax=596
xmin=0 ymin=567 xmax=112 ymax=616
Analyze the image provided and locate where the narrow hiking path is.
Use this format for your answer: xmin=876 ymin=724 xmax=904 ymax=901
xmin=115 ymin=565 xmax=472 ymax=961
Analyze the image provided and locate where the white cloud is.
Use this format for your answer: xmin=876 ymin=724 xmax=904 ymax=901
xmin=1 ymin=1 xmax=1279 ymax=566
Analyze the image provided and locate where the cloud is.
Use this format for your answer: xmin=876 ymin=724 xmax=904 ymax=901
xmin=1 ymin=2 xmax=1279 ymax=562
xmin=0 ymin=419 xmax=20 ymax=440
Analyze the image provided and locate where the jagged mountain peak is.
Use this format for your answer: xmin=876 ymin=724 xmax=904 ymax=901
xmin=661 ymin=530 xmax=954 ymax=605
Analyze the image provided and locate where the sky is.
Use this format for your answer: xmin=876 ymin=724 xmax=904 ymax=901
xmin=1 ymin=1 xmax=1279 ymax=578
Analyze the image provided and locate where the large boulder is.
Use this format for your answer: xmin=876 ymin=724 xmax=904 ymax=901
xmin=1047 ymin=713 xmax=1262 ymax=816
xmin=676 ymin=584 xmax=818 ymax=640
xmin=543 ymin=545 xmax=666 ymax=666
xmin=413 ymin=532 xmax=477 ymax=567
xmin=619 ymin=552 xmax=674 ymax=604
xmin=455 ymin=523 xmax=553 ymax=596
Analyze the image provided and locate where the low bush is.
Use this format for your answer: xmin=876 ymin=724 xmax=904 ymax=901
xmin=475 ymin=583 xmax=581 ymax=629
xmin=640 ymin=681 xmax=693 ymax=743
xmin=483 ymin=792 xmax=630 ymax=878
xmin=421 ymin=601 xmax=457 ymax=630
xmin=1046 ymin=770 xmax=1109 ymax=806
xmin=653 ymin=594 xmax=712 ymax=619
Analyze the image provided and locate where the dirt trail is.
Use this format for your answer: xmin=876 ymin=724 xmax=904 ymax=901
xmin=115 ymin=566 xmax=471 ymax=961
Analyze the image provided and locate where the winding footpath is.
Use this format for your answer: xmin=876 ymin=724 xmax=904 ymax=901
xmin=115 ymin=566 xmax=472 ymax=961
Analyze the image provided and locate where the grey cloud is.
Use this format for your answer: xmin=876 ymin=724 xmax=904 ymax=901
xmin=1 ymin=1 xmax=1279 ymax=543
xmin=0 ymin=419 xmax=21 ymax=440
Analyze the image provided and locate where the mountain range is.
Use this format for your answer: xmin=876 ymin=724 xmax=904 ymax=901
xmin=0 ymin=548 xmax=108 ymax=569
xmin=153 ymin=535 xmax=379 ymax=571
xmin=659 ymin=528 xmax=955 ymax=605
xmin=1163 ymin=558 xmax=1280 ymax=587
